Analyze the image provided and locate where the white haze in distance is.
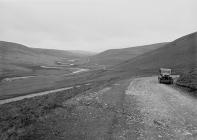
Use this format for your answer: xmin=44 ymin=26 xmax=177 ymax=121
xmin=0 ymin=0 xmax=196 ymax=52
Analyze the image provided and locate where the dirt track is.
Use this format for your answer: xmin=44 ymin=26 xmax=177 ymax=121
xmin=126 ymin=77 xmax=197 ymax=139
xmin=11 ymin=76 xmax=197 ymax=140
xmin=57 ymin=76 xmax=197 ymax=140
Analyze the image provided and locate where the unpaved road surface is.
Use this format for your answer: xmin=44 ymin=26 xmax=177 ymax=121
xmin=126 ymin=77 xmax=197 ymax=140
xmin=22 ymin=76 xmax=197 ymax=140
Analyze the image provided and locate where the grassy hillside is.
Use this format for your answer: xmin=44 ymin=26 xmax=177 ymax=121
xmin=113 ymin=32 xmax=196 ymax=76
xmin=0 ymin=41 xmax=90 ymax=78
xmin=89 ymin=43 xmax=168 ymax=66
xmin=0 ymin=41 xmax=89 ymax=66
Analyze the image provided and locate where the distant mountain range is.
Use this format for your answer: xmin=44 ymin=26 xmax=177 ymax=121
xmin=69 ymin=50 xmax=96 ymax=56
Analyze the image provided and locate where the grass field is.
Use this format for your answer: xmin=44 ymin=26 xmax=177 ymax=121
xmin=0 ymin=73 xmax=118 ymax=140
xmin=0 ymin=65 xmax=95 ymax=100
xmin=0 ymin=54 xmax=100 ymax=100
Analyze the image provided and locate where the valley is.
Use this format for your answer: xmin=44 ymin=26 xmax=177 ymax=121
xmin=0 ymin=32 xmax=196 ymax=140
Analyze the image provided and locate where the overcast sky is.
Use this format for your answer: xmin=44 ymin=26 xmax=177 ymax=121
xmin=0 ymin=0 xmax=196 ymax=52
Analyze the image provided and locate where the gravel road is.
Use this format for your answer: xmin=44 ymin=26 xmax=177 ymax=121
xmin=15 ymin=76 xmax=197 ymax=140
xmin=126 ymin=76 xmax=197 ymax=140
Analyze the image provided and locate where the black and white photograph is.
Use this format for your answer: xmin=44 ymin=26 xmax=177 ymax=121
xmin=0 ymin=0 xmax=196 ymax=139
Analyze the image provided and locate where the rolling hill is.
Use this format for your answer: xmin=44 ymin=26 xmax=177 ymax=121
xmin=0 ymin=41 xmax=91 ymax=78
xmin=0 ymin=41 xmax=90 ymax=65
xmin=114 ymin=32 xmax=196 ymax=75
xmin=89 ymin=43 xmax=168 ymax=66
xmin=99 ymin=32 xmax=196 ymax=91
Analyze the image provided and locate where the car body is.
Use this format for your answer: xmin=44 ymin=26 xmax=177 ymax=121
xmin=158 ymin=68 xmax=173 ymax=84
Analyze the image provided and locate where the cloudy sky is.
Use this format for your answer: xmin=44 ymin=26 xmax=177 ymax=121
xmin=0 ymin=0 xmax=196 ymax=52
